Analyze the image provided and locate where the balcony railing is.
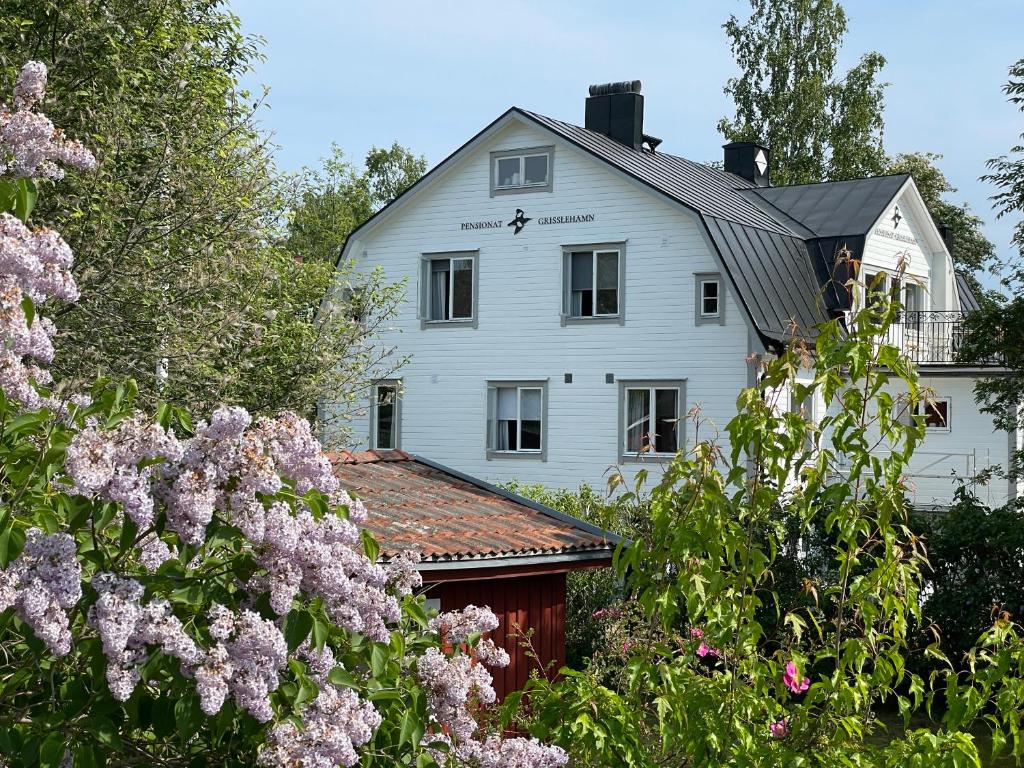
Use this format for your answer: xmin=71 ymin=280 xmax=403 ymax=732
xmin=879 ymin=311 xmax=1000 ymax=366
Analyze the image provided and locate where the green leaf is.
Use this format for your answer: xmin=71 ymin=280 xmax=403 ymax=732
xmin=82 ymin=717 xmax=121 ymax=750
xmin=327 ymin=667 xmax=357 ymax=689
xmin=370 ymin=642 xmax=389 ymax=678
xmin=39 ymin=733 xmax=64 ymax=768
xmin=284 ymin=609 xmax=314 ymax=651
xmin=14 ymin=178 xmax=37 ymax=222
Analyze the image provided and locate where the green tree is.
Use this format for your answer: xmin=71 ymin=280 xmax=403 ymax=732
xmin=719 ymin=0 xmax=888 ymax=185
xmin=285 ymin=143 xmax=426 ymax=265
xmin=0 ymin=2 xmax=407 ymax=439
xmin=961 ymin=59 xmax=1024 ymax=447
xmin=887 ymin=152 xmax=996 ymax=274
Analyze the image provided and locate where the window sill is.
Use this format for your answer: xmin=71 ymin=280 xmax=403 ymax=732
xmin=619 ymin=452 xmax=678 ymax=464
xmin=490 ymin=184 xmax=553 ymax=197
xmin=486 ymin=450 xmax=546 ymax=461
xmin=421 ymin=318 xmax=477 ymax=329
xmin=561 ymin=315 xmax=624 ymax=327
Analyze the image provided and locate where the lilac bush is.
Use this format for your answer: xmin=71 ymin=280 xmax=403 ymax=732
xmin=0 ymin=62 xmax=566 ymax=768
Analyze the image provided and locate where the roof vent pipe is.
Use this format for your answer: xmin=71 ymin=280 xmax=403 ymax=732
xmin=585 ymin=80 xmax=644 ymax=150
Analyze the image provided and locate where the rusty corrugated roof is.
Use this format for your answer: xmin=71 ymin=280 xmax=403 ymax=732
xmin=328 ymin=451 xmax=619 ymax=564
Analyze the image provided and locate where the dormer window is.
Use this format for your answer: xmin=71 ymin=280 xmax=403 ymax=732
xmin=490 ymin=147 xmax=553 ymax=196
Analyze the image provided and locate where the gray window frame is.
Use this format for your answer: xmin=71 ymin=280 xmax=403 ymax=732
xmin=489 ymin=146 xmax=554 ymax=197
xmin=694 ymin=272 xmax=725 ymax=326
xmin=485 ymin=379 xmax=549 ymax=461
xmin=561 ymin=241 xmax=627 ymax=326
xmin=370 ymin=379 xmax=402 ymax=450
xmin=617 ymin=379 xmax=686 ymax=462
xmin=419 ymin=250 xmax=479 ymax=329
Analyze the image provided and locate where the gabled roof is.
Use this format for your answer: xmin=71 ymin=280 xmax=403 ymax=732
xmin=339 ymin=106 xmax=945 ymax=350
xmin=328 ymin=450 xmax=619 ymax=571
xmin=747 ymin=175 xmax=910 ymax=238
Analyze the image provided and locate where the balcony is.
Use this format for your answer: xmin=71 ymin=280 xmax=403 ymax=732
xmin=879 ymin=311 xmax=1001 ymax=367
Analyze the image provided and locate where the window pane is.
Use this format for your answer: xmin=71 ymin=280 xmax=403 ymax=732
xmin=925 ymin=400 xmax=948 ymax=428
xmin=523 ymin=154 xmax=548 ymax=185
xmin=654 ymin=388 xmax=678 ymax=453
xmin=430 ymin=260 xmax=449 ymax=320
xmin=496 ymin=388 xmax=517 ymax=420
xmin=497 ymin=157 xmax=520 ymax=187
xmin=520 ymin=420 xmax=541 ymax=450
xmin=376 ymin=386 xmax=395 ymax=449
xmin=596 ymin=252 xmax=618 ymax=315
xmin=452 ymin=258 xmax=473 ymax=319
xmin=701 ymin=280 xmax=719 ymax=316
xmin=571 ymin=253 xmax=593 ymax=290
xmin=626 ymin=389 xmax=650 ymax=453
xmin=520 ymin=388 xmax=542 ymax=421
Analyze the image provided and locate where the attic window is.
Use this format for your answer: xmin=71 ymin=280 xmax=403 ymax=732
xmin=490 ymin=147 xmax=553 ymax=196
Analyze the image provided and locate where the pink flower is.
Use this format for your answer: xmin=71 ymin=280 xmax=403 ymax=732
xmin=689 ymin=626 xmax=704 ymax=638
xmin=769 ymin=718 xmax=789 ymax=738
xmin=782 ymin=661 xmax=810 ymax=694
xmin=696 ymin=642 xmax=719 ymax=658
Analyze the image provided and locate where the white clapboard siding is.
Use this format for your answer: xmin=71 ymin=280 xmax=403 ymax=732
xmin=329 ymin=118 xmax=753 ymax=490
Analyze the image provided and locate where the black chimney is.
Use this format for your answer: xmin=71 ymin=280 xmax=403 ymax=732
xmin=937 ymin=219 xmax=955 ymax=255
xmin=585 ymin=80 xmax=643 ymax=150
xmin=723 ymin=141 xmax=770 ymax=187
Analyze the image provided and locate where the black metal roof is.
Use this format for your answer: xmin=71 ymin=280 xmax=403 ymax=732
xmin=339 ymin=106 xmax=943 ymax=351
xmin=748 ymin=175 xmax=910 ymax=238
xmin=956 ymin=271 xmax=982 ymax=312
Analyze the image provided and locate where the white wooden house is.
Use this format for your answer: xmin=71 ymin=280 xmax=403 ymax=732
xmin=323 ymin=81 xmax=1020 ymax=509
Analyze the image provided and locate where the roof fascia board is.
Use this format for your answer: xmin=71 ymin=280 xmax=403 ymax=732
xmin=409 ymin=454 xmax=624 ymax=544
xmin=416 ymin=548 xmax=615 ymax=572
xmin=336 ymin=108 xmax=532 ymax=266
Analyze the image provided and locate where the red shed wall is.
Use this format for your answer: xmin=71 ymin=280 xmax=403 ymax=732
xmin=429 ymin=572 xmax=566 ymax=701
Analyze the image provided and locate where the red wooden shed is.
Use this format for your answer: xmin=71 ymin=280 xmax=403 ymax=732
xmin=329 ymin=450 xmax=619 ymax=699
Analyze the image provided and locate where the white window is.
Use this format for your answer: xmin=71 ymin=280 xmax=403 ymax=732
xmin=422 ymin=252 xmax=476 ymax=326
xmin=621 ymin=383 xmax=682 ymax=458
xmin=491 ymin=148 xmax=552 ymax=194
xmin=371 ymin=382 xmax=400 ymax=449
xmin=561 ymin=244 xmax=625 ymax=324
xmin=569 ymin=250 xmax=619 ymax=317
xmin=915 ymin=397 xmax=950 ymax=432
xmin=487 ymin=382 xmax=545 ymax=457
xmin=700 ymin=279 xmax=720 ymax=318
xmin=694 ymin=273 xmax=725 ymax=325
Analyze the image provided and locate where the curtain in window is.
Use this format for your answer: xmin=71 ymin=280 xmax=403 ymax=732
xmin=430 ymin=260 xmax=449 ymax=320
xmin=626 ymin=389 xmax=649 ymax=453
xmin=495 ymin=387 xmax=517 ymax=451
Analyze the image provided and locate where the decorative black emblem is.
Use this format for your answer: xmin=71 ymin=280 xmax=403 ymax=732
xmin=891 ymin=205 xmax=902 ymax=229
xmin=507 ymin=208 xmax=531 ymax=235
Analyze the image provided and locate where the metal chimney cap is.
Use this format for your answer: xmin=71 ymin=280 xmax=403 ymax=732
xmin=588 ymin=80 xmax=642 ymax=97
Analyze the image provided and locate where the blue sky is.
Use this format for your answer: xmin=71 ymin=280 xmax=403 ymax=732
xmin=234 ymin=1 xmax=1022 ymax=278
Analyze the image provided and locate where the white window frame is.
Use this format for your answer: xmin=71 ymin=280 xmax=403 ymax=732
xmin=370 ymin=381 xmax=401 ymax=450
xmin=694 ymin=272 xmax=725 ymax=326
xmin=486 ymin=380 xmax=547 ymax=460
xmin=618 ymin=380 xmax=685 ymax=461
xmin=915 ymin=397 xmax=951 ymax=433
xmin=420 ymin=251 xmax=478 ymax=329
xmin=490 ymin=146 xmax=554 ymax=196
xmin=561 ymin=242 xmax=626 ymax=326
